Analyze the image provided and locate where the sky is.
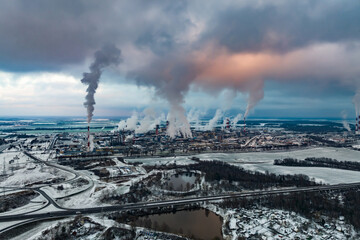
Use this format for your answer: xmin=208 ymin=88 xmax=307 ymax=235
xmin=0 ymin=0 xmax=360 ymax=120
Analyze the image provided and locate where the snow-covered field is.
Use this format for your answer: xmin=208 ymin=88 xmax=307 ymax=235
xmin=130 ymin=147 xmax=360 ymax=184
xmin=191 ymin=147 xmax=360 ymax=163
xmin=0 ymin=165 xmax=69 ymax=187
xmin=126 ymin=156 xmax=197 ymax=166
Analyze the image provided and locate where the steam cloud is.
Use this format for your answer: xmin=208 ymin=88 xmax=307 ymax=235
xmin=89 ymin=135 xmax=95 ymax=151
xmin=187 ymin=108 xmax=205 ymax=130
xmin=341 ymin=111 xmax=351 ymax=132
xmin=81 ymin=44 xmax=122 ymax=124
xmin=117 ymin=108 xmax=165 ymax=134
xmin=232 ymin=113 xmax=243 ymax=128
xmin=205 ymin=109 xmax=223 ymax=131
xmin=136 ymin=108 xmax=165 ymax=134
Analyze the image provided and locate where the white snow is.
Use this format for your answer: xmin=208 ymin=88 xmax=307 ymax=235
xmin=0 ymin=166 xmax=59 ymax=187
xmin=0 ymin=195 xmax=48 ymax=216
xmin=130 ymin=147 xmax=360 ymax=184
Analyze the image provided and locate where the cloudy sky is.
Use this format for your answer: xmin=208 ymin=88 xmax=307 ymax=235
xmin=0 ymin=0 xmax=359 ymax=119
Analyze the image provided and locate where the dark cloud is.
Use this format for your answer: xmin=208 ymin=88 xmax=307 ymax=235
xmin=0 ymin=0 xmax=190 ymax=71
xmin=135 ymin=31 xmax=174 ymax=56
xmin=1 ymin=0 xmax=360 ymax=123
xmin=203 ymin=1 xmax=360 ymax=52
xmin=2 ymin=0 xmax=360 ymax=71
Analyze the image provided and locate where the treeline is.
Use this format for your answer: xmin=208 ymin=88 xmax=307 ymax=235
xmin=280 ymin=122 xmax=344 ymax=134
xmin=59 ymin=158 xmax=116 ymax=170
xmin=0 ymin=190 xmax=37 ymax=213
xmin=220 ymin=189 xmax=360 ymax=229
xmin=274 ymin=157 xmax=360 ymax=171
xmin=188 ymin=161 xmax=318 ymax=189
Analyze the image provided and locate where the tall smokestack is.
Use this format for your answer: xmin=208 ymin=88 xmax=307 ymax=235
xmin=226 ymin=118 xmax=230 ymax=129
xmin=87 ymin=125 xmax=90 ymax=151
xmin=156 ymin=124 xmax=159 ymax=136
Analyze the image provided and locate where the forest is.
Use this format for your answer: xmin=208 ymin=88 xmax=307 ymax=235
xmin=188 ymin=161 xmax=318 ymax=189
xmin=274 ymin=157 xmax=360 ymax=171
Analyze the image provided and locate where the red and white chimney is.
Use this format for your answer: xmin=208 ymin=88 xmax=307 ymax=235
xmin=156 ymin=124 xmax=159 ymax=135
xmin=226 ymin=118 xmax=231 ymax=129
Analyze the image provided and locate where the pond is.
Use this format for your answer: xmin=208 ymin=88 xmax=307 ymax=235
xmin=166 ymin=173 xmax=197 ymax=191
xmin=134 ymin=208 xmax=223 ymax=240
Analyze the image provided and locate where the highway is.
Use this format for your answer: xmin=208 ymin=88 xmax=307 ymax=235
xmin=22 ymin=150 xmax=95 ymax=205
xmin=1 ymin=181 xmax=359 ymax=222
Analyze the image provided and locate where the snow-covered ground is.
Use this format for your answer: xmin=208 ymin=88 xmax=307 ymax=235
xmin=0 ymin=165 xmax=69 ymax=187
xmin=0 ymin=195 xmax=48 ymax=217
xmin=10 ymin=218 xmax=72 ymax=240
xmin=126 ymin=156 xmax=197 ymax=166
xmin=132 ymin=147 xmax=360 ymax=165
xmin=191 ymin=147 xmax=360 ymax=163
xmin=128 ymin=147 xmax=360 ymax=184
xmin=223 ymin=207 xmax=356 ymax=239
xmin=40 ymin=174 xmax=93 ymax=199
xmin=239 ymin=163 xmax=360 ymax=184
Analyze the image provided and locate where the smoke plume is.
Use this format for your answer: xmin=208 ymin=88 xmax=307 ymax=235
xmin=81 ymin=44 xmax=122 ymax=123
xmin=167 ymin=104 xmax=193 ymax=138
xmin=205 ymin=109 xmax=223 ymax=130
xmin=136 ymin=108 xmax=165 ymax=134
xmin=341 ymin=111 xmax=351 ymax=132
xmin=89 ymin=135 xmax=95 ymax=151
xmin=187 ymin=108 xmax=205 ymax=130
xmin=117 ymin=112 xmax=138 ymax=131
xmin=232 ymin=113 xmax=243 ymax=128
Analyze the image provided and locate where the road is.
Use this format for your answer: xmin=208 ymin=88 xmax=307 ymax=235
xmin=0 ymin=149 xmax=96 ymax=234
xmin=1 ymin=181 xmax=359 ymax=222
xmin=46 ymin=134 xmax=58 ymax=153
xmin=22 ymin=150 xmax=95 ymax=204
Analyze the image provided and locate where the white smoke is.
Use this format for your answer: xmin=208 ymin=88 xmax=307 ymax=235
xmin=205 ymin=109 xmax=223 ymax=131
xmin=136 ymin=108 xmax=165 ymax=134
xmin=125 ymin=134 xmax=134 ymax=142
xmin=89 ymin=135 xmax=95 ymax=151
xmin=341 ymin=110 xmax=351 ymax=132
xmin=232 ymin=113 xmax=243 ymax=128
xmin=167 ymin=104 xmax=193 ymax=138
xmin=117 ymin=109 xmax=166 ymax=134
xmin=117 ymin=112 xmax=138 ymax=131
xmin=244 ymin=85 xmax=264 ymax=118
xmin=126 ymin=113 xmax=138 ymax=131
xmin=187 ymin=108 xmax=205 ymax=130
xmin=117 ymin=119 xmax=127 ymax=130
